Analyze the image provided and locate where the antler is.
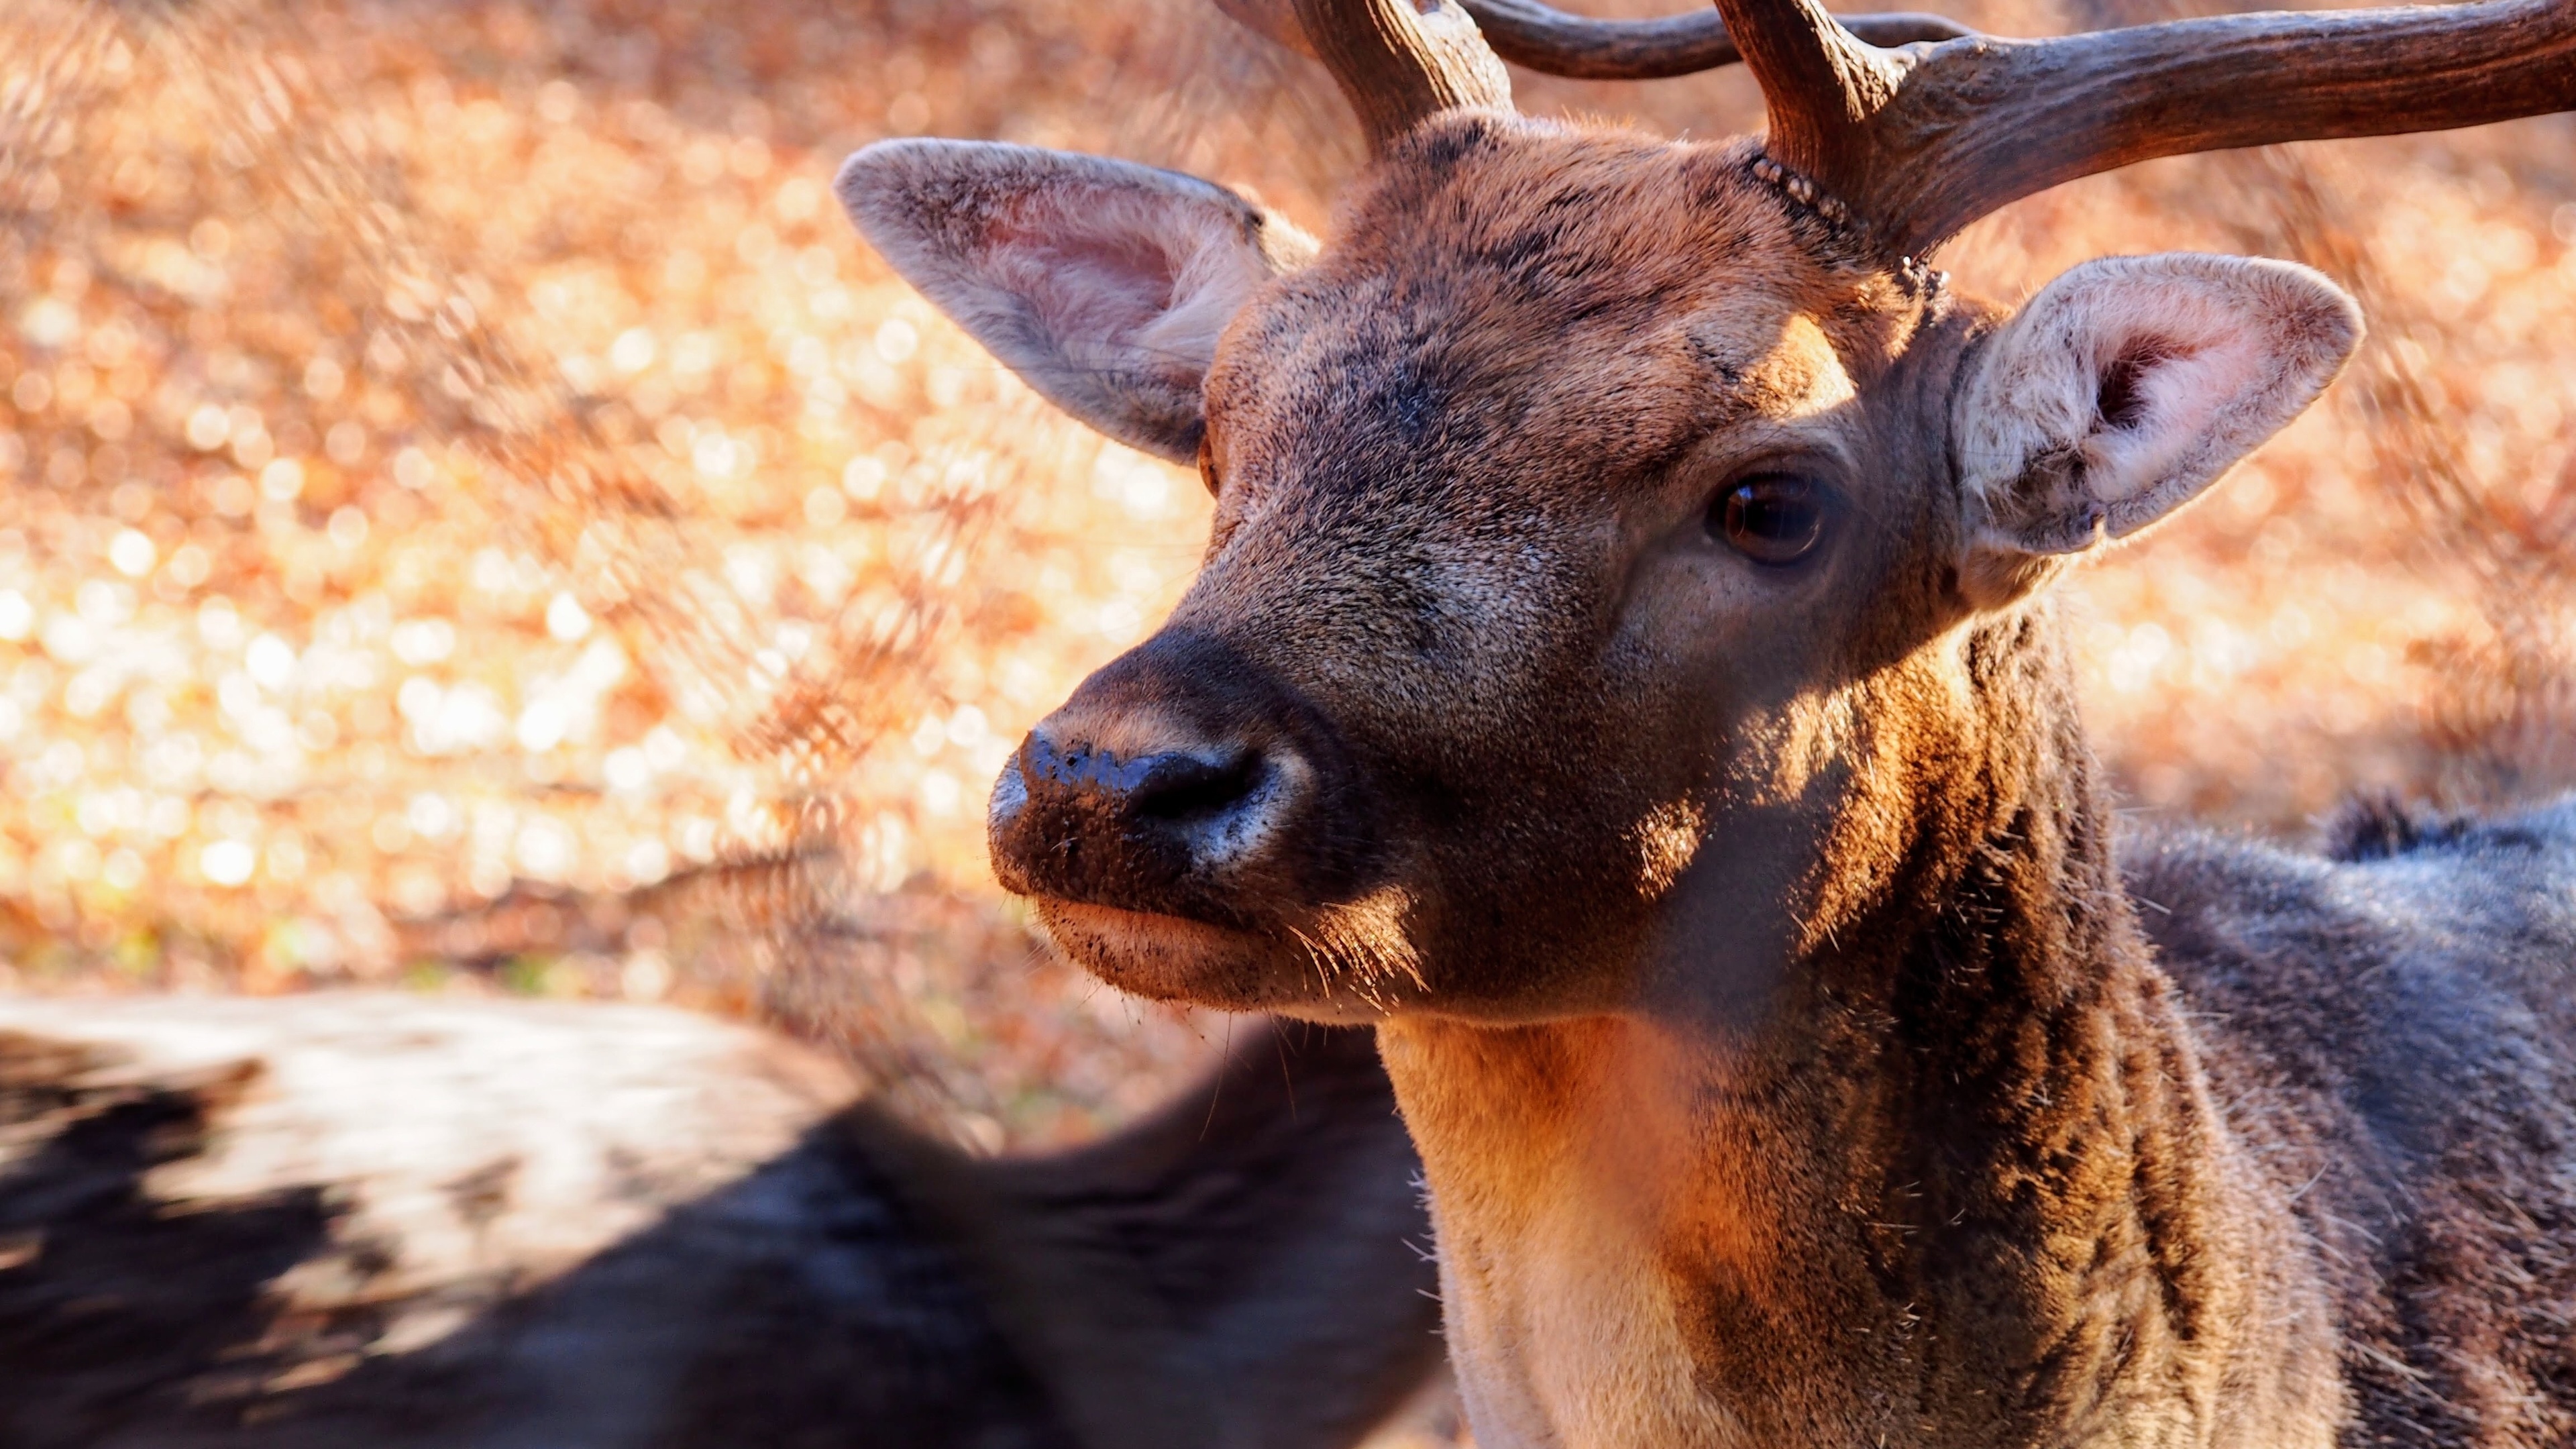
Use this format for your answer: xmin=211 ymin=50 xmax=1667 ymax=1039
xmin=1226 ymin=0 xmax=1515 ymax=154
xmin=1459 ymin=1 xmax=1967 ymax=82
xmin=1221 ymin=0 xmax=1970 ymax=85
xmin=1218 ymin=0 xmax=2575 ymax=252
xmin=1714 ymin=0 xmax=2576 ymax=259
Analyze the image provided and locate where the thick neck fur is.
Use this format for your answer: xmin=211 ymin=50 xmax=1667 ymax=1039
xmin=1379 ymin=605 xmax=2343 ymax=1449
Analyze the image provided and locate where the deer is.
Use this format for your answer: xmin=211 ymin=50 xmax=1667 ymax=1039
xmin=835 ymin=0 xmax=2576 ymax=1444
xmin=0 ymin=992 xmax=1439 ymax=1448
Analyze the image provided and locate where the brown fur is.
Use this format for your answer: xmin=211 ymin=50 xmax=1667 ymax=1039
xmin=852 ymin=105 xmax=2576 ymax=1448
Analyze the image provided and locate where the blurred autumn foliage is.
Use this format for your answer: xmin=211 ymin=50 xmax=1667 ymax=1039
xmin=0 ymin=0 xmax=2570 ymax=1153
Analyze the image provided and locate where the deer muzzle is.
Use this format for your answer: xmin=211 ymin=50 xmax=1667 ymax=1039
xmin=987 ymin=630 xmax=1372 ymax=930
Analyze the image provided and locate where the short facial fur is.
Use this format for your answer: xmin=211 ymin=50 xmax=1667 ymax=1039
xmin=845 ymin=116 xmax=2349 ymax=1026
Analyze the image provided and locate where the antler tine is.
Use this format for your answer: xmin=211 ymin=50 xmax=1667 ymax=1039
xmin=1713 ymin=0 xmax=2576 ymax=262
xmin=1248 ymin=0 xmax=1515 ymax=154
xmin=1460 ymin=3 xmax=1968 ymax=83
xmin=1226 ymin=0 xmax=1971 ymax=83
xmin=1874 ymin=0 xmax=2576 ymax=257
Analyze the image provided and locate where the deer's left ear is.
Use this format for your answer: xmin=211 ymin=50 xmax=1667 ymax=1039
xmin=1950 ymin=254 xmax=2360 ymax=606
xmin=837 ymin=140 xmax=1316 ymax=466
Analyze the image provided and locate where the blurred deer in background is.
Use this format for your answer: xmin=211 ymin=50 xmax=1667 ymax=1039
xmin=841 ymin=0 xmax=2576 ymax=1444
xmin=0 ymin=995 xmax=1438 ymax=1448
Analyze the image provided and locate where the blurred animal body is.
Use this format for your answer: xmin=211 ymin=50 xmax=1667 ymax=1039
xmin=0 ymin=994 xmax=1438 ymax=1448
xmin=839 ymin=1 xmax=2576 ymax=1444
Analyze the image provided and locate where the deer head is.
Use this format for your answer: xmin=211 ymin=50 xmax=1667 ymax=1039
xmin=838 ymin=0 xmax=2573 ymax=1024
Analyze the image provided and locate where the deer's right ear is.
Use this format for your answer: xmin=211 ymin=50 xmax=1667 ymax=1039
xmin=837 ymin=140 xmax=1316 ymax=466
xmin=1949 ymin=254 xmax=2360 ymax=608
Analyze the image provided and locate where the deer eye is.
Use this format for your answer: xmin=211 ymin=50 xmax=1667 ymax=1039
xmin=1195 ymin=433 xmax=1222 ymax=496
xmin=1711 ymin=474 xmax=1827 ymax=566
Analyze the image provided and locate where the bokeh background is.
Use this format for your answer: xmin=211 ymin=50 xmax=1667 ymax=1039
xmin=1 ymin=0 xmax=2571 ymax=1179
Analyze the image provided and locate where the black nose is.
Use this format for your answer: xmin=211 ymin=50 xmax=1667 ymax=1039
xmin=987 ymin=629 xmax=1375 ymax=923
xmin=989 ymin=728 xmax=1291 ymax=910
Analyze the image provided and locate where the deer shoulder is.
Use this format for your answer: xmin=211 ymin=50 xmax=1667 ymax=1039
xmin=2122 ymin=802 xmax=2576 ymax=1444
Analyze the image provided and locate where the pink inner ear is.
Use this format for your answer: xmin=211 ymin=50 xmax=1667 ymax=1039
xmin=986 ymin=202 xmax=1181 ymax=350
xmin=2087 ymin=302 xmax=2273 ymax=508
xmin=1037 ymin=230 xmax=1180 ymax=324
xmin=2095 ymin=339 xmax=2184 ymax=430
xmin=2129 ymin=330 xmax=2263 ymax=437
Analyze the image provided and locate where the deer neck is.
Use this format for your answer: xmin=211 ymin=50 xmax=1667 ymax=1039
xmin=1378 ymin=607 xmax=2339 ymax=1449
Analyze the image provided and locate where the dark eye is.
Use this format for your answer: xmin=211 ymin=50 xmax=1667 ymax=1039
xmin=1710 ymin=474 xmax=1826 ymax=566
xmin=1195 ymin=433 xmax=1222 ymax=496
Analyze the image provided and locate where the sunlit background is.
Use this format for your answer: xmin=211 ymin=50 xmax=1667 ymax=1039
xmin=0 ymin=0 xmax=2570 ymax=1183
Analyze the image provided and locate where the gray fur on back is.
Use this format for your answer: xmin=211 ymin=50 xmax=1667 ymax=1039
xmin=2123 ymin=796 xmax=2576 ymax=1448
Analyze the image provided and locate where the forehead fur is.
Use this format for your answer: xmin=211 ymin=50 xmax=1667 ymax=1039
xmin=1203 ymin=114 xmax=1914 ymax=492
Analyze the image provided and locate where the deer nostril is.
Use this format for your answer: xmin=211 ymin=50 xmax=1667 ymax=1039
xmin=1128 ymin=748 xmax=1264 ymax=824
